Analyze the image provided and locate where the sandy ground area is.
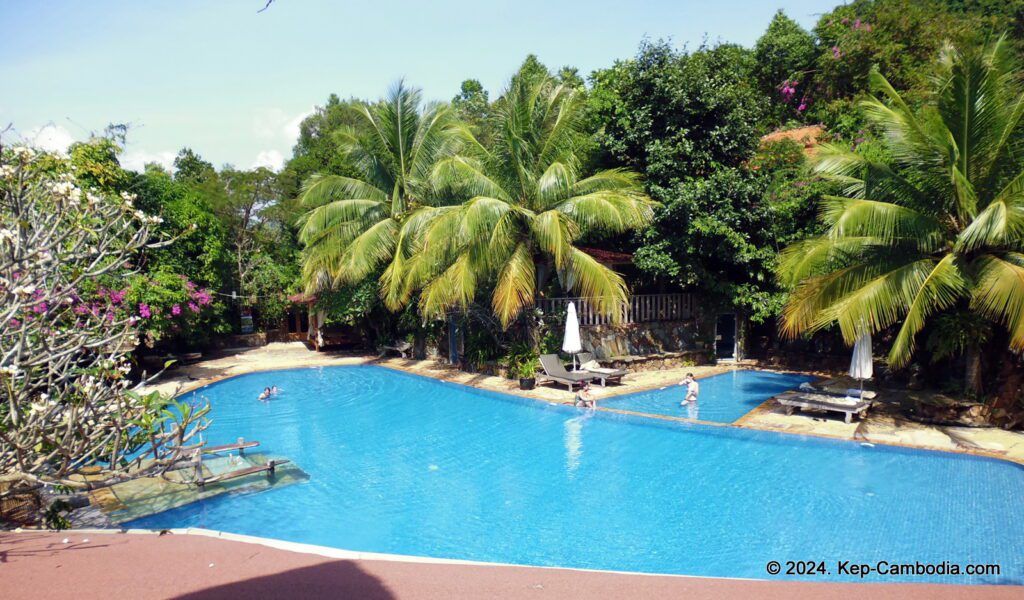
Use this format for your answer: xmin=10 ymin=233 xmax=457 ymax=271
xmin=2 ymin=531 xmax=1019 ymax=600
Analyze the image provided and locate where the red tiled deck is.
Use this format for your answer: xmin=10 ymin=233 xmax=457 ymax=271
xmin=1 ymin=531 xmax=1019 ymax=599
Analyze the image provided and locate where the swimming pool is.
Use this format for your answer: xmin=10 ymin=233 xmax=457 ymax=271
xmin=601 ymin=370 xmax=815 ymax=422
xmin=127 ymin=366 xmax=1024 ymax=584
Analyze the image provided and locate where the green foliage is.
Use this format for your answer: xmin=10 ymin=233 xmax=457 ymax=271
xmin=43 ymin=499 xmax=72 ymax=531
xmin=753 ymin=10 xmax=817 ymax=121
xmin=278 ymin=94 xmax=367 ymax=201
xmin=121 ymin=269 xmax=229 ymax=346
xmin=68 ymin=138 xmax=131 ymax=192
xmin=316 ymin=278 xmax=381 ymax=327
xmin=132 ymin=169 xmax=232 ymax=289
xmin=173 ymin=148 xmax=216 ymax=185
xmin=635 ymin=167 xmax=811 ymax=322
xmin=412 ymin=65 xmax=656 ymax=328
xmin=463 ymin=326 xmax=503 ymax=369
xmin=589 ymin=40 xmax=764 ymax=187
xmin=244 ymin=252 xmax=298 ymax=329
xmin=812 ymin=0 xmax=979 ymax=104
xmin=296 ymin=81 xmax=467 ymax=308
xmin=925 ymin=311 xmax=994 ymax=362
xmin=452 ymin=79 xmax=490 ymax=128
xmin=779 ymin=37 xmax=1024 ymax=379
xmin=501 ymin=342 xmax=538 ymax=378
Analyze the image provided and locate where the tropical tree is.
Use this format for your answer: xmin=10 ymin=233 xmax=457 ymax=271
xmin=296 ymin=82 xmax=467 ymax=308
xmin=406 ymin=69 xmax=656 ymax=329
xmin=778 ymin=36 xmax=1024 ymax=393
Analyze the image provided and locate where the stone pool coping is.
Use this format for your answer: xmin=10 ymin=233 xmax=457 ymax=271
xmin=2 ymin=530 xmax=1020 ymax=599
xmin=145 ymin=343 xmax=1024 ymax=468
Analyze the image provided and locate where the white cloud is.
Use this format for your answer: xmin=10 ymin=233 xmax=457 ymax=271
xmin=24 ymin=124 xmax=75 ymax=154
xmin=119 ymin=150 xmax=176 ymax=173
xmin=251 ymin=149 xmax=284 ymax=171
xmin=252 ymin=106 xmax=314 ymax=146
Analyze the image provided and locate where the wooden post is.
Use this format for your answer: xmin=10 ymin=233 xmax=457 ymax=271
xmin=193 ymin=450 xmax=204 ymax=489
xmin=237 ymin=437 xmax=246 ymax=457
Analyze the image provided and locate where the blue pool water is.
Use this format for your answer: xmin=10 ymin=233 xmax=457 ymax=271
xmin=128 ymin=366 xmax=1024 ymax=584
xmin=602 ymin=370 xmax=815 ymax=422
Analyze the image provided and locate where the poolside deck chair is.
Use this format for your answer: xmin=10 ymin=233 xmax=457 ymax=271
xmin=538 ymin=354 xmax=596 ymax=392
xmin=799 ymin=381 xmax=877 ymax=400
xmin=378 ymin=340 xmax=412 ymax=359
xmin=576 ymin=352 xmax=628 ymax=387
xmin=775 ymin=390 xmax=872 ymax=424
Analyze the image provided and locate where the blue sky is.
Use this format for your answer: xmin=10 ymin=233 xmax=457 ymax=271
xmin=1 ymin=0 xmax=835 ymax=172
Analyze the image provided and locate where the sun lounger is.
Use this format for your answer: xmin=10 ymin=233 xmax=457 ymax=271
xmin=576 ymin=352 xmax=628 ymax=387
xmin=776 ymin=390 xmax=872 ymax=424
xmin=538 ymin=354 xmax=597 ymax=392
xmin=378 ymin=340 xmax=412 ymax=358
xmin=799 ymin=381 xmax=877 ymax=400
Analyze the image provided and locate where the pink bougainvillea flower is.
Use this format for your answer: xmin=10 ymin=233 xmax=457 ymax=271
xmin=188 ymin=302 xmax=199 ymax=313
xmin=31 ymin=301 xmax=48 ymax=314
xmin=798 ymin=102 xmax=807 ymax=112
xmin=9 ymin=318 xmax=20 ymax=327
xmin=171 ymin=304 xmax=181 ymax=316
xmin=138 ymin=303 xmax=152 ymax=319
xmin=832 ymin=46 xmax=842 ymax=59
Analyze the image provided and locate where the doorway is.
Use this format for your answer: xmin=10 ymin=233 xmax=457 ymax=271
xmin=716 ymin=314 xmax=737 ymax=360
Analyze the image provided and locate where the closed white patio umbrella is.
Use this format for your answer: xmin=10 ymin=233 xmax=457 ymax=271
xmin=849 ymin=331 xmax=873 ymax=398
xmin=562 ymin=301 xmax=583 ymax=370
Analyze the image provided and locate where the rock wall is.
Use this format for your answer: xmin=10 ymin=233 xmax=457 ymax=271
xmin=581 ymin=320 xmax=704 ymax=360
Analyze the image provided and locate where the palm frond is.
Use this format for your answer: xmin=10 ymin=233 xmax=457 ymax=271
xmin=888 ymin=255 xmax=969 ymax=366
xmin=971 ymin=252 xmax=1024 ymax=350
xmin=530 ymin=210 xmax=576 ymax=269
xmin=492 ymin=242 xmax=537 ymax=329
xmin=555 ymin=190 xmax=656 ymax=235
xmin=298 ymin=174 xmax=387 ymax=208
xmin=562 ymin=248 xmax=628 ymax=322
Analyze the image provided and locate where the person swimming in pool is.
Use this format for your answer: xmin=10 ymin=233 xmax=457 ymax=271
xmin=258 ymin=387 xmax=272 ymax=402
xmin=574 ymin=382 xmax=596 ymax=409
xmin=680 ymin=373 xmax=699 ymax=419
xmin=270 ymin=385 xmax=281 ymax=395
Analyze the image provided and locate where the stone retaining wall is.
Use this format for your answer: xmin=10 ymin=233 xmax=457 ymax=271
xmin=581 ymin=320 xmax=704 ymax=359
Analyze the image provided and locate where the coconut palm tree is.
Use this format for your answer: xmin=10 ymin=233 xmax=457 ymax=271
xmin=778 ymin=36 xmax=1024 ymax=392
xmin=296 ymin=82 xmax=467 ymax=309
xmin=402 ymin=69 xmax=656 ymax=329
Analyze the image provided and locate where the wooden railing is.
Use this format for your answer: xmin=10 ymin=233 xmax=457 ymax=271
xmin=541 ymin=293 xmax=696 ymax=326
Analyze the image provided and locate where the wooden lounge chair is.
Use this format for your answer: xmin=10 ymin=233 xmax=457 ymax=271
xmin=775 ymin=390 xmax=872 ymax=424
xmin=378 ymin=340 xmax=412 ymax=358
xmin=799 ymin=381 xmax=877 ymax=400
xmin=576 ymin=352 xmax=628 ymax=387
xmin=538 ymin=354 xmax=596 ymax=392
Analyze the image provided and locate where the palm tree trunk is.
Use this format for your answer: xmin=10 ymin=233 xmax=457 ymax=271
xmin=964 ymin=344 xmax=983 ymax=398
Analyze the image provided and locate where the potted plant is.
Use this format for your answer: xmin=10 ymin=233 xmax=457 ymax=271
xmin=502 ymin=343 xmax=539 ymax=390
xmin=513 ymin=357 xmax=538 ymax=390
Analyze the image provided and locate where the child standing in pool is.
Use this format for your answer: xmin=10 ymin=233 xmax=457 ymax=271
xmin=680 ymin=373 xmax=699 ymax=419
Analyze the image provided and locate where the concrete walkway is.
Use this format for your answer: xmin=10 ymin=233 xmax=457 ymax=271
xmin=1 ymin=531 xmax=1018 ymax=600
